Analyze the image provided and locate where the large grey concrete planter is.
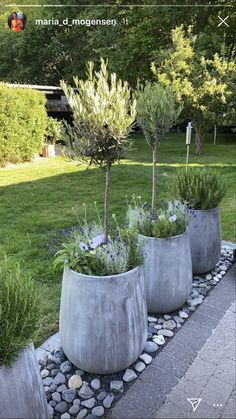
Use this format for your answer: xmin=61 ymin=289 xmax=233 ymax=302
xmin=189 ymin=207 xmax=221 ymax=274
xmin=60 ymin=266 xmax=147 ymax=374
xmin=0 ymin=344 xmax=48 ymax=419
xmin=140 ymin=231 xmax=192 ymax=313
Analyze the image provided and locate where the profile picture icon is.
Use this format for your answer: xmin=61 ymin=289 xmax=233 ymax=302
xmin=8 ymin=11 xmax=28 ymax=33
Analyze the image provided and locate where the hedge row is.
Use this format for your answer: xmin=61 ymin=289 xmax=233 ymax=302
xmin=0 ymin=83 xmax=48 ymax=165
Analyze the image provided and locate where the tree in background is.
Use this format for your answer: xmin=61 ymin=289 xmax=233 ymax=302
xmin=61 ymin=59 xmax=136 ymax=241
xmin=152 ymin=26 xmax=236 ymax=154
xmin=135 ymin=83 xmax=182 ymax=218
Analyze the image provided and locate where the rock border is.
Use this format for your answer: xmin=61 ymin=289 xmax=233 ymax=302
xmin=36 ymin=244 xmax=235 ymax=419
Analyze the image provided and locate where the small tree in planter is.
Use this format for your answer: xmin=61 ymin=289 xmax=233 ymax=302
xmin=127 ymin=197 xmax=193 ymax=313
xmin=130 ymin=83 xmax=189 ymax=314
xmin=0 ymin=258 xmax=48 ymax=419
xmin=173 ymin=168 xmax=225 ymax=274
xmin=135 ymin=82 xmax=182 ymax=218
xmin=56 ymin=59 xmax=147 ymax=375
xmin=61 ymin=58 xmax=136 ymax=242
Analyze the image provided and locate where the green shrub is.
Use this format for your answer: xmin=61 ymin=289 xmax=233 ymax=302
xmin=45 ymin=117 xmax=63 ymax=144
xmin=0 ymin=257 xmax=40 ymax=366
xmin=172 ymin=169 xmax=225 ymax=210
xmin=0 ymin=83 xmax=47 ymax=165
xmin=126 ymin=197 xmax=190 ymax=238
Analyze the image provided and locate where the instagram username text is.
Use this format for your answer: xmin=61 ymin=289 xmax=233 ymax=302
xmin=35 ymin=18 xmax=129 ymax=27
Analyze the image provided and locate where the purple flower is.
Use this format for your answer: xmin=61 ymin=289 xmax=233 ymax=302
xmin=90 ymin=233 xmax=105 ymax=249
xmin=79 ymin=242 xmax=88 ymax=251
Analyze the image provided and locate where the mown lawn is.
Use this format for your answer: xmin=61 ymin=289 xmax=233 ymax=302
xmin=0 ymin=132 xmax=235 ymax=344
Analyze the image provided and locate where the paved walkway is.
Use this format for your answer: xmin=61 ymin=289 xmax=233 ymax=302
xmin=109 ymin=263 xmax=236 ymax=419
xmin=155 ymin=300 xmax=235 ymax=418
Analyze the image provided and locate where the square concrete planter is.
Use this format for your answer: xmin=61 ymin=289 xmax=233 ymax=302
xmin=0 ymin=344 xmax=48 ymax=419
xmin=189 ymin=207 xmax=221 ymax=274
xmin=140 ymin=230 xmax=193 ymax=313
xmin=59 ymin=266 xmax=147 ymax=374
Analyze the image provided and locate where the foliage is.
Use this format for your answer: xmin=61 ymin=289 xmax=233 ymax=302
xmin=45 ymin=117 xmax=63 ymax=145
xmin=172 ymin=168 xmax=226 ymax=210
xmin=127 ymin=196 xmax=190 ymax=238
xmin=0 ymin=257 xmax=40 ymax=366
xmin=152 ymin=26 xmax=236 ymax=154
xmin=54 ymin=208 xmax=143 ymax=276
xmin=135 ymin=82 xmax=182 ymax=216
xmin=61 ymin=59 xmax=136 ymax=168
xmin=61 ymin=58 xmax=136 ymax=241
xmin=0 ymin=1 xmax=234 ymax=86
xmin=0 ymin=83 xmax=47 ymax=165
xmin=136 ymin=82 xmax=182 ymax=146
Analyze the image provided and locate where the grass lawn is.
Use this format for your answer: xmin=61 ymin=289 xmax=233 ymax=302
xmin=0 ymin=131 xmax=235 ymax=344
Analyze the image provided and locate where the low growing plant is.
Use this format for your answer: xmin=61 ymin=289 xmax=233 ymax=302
xmin=0 ymin=257 xmax=40 ymax=366
xmin=172 ymin=168 xmax=225 ymax=210
xmin=54 ymin=208 xmax=143 ymax=276
xmin=127 ymin=196 xmax=191 ymax=238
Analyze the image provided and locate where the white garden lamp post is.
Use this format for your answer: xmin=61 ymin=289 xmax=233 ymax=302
xmin=185 ymin=121 xmax=192 ymax=172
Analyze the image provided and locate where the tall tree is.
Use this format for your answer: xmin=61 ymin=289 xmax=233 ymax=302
xmin=152 ymin=26 xmax=236 ymax=154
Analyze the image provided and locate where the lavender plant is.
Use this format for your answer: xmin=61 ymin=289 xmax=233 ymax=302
xmin=127 ymin=197 xmax=191 ymax=238
xmin=54 ymin=207 xmax=143 ymax=276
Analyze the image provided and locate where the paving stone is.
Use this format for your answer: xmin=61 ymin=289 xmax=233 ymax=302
xmin=91 ymin=378 xmax=100 ymax=390
xmin=134 ymin=361 xmax=146 ymax=373
xmin=152 ymin=352 xmax=189 ymax=379
xmin=139 ymin=353 xmax=152 ymax=365
xmin=97 ymin=391 xmax=108 ymax=400
xmin=191 ymin=311 xmax=219 ymax=329
xmin=81 ymin=397 xmax=96 ymax=409
xmin=68 ymin=405 xmax=80 ymax=415
xmin=76 ymin=408 xmax=87 ymax=419
xmin=78 ymin=383 xmax=94 ymax=399
xmin=68 ymin=375 xmax=83 ymax=390
xmin=143 ymin=340 xmax=158 ymax=353
xmin=213 ymin=357 xmax=235 ymax=386
xmin=54 ymin=372 xmax=66 ymax=386
xmin=184 ymin=357 xmax=216 ymax=387
xmin=110 ymin=380 xmax=123 ymax=393
xmin=163 ymin=340 xmax=197 ymax=364
xmin=92 ymin=406 xmax=105 ymax=417
xmin=157 ymin=329 xmax=174 ymax=337
xmin=122 ymin=368 xmax=137 ymax=382
xmin=103 ymin=393 xmax=114 ymax=409
xmin=62 ymin=389 xmax=76 ymax=403
xmin=54 ymin=402 xmax=68 ymax=414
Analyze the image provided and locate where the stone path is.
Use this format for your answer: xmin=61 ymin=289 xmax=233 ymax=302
xmin=108 ymin=263 xmax=236 ymax=419
xmin=155 ymin=300 xmax=236 ymax=419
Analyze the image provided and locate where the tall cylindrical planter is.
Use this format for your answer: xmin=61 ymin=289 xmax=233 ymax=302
xmin=189 ymin=207 xmax=221 ymax=274
xmin=60 ymin=266 xmax=147 ymax=374
xmin=140 ymin=231 xmax=192 ymax=313
xmin=0 ymin=344 xmax=49 ymax=419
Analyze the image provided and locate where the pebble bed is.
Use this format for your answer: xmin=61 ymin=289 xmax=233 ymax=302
xmin=38 ymin=246 xmax=234 ymax=419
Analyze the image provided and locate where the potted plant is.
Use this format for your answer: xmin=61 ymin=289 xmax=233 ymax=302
xmin=0 ymin=258 xmax=48 ymax=419
xmin=42 ymin=117 xmax=63 ymax=157
xmin=173 ymin=168 xmax=225 ymax=274
xmin=127 ymin=197 xmax=192 ymax=313
xmin=56 ymin=59 xmax=147 ymax=375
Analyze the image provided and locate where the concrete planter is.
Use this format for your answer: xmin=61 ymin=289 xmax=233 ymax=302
xmin=140 ymin=231 xmax=192 ymax=313
xmin=0 ymin=344 xmax=48 ymax=419
xmin=189 ymin=207 xmax=221 ymax=274
xmin=59 ymin=266 xmax=147 ymax=374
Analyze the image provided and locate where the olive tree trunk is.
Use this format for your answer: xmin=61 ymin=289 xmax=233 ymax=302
xmin=151 ymin=142 xmax=157 ymax=219
xmin=104 ymin=163 xmax=111 ymax=243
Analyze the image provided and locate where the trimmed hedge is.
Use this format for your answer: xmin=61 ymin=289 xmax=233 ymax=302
xmin=0 ymin=83 xmax=47 ymax=165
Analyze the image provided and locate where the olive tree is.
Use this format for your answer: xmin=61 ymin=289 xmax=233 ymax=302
xmin=136 ymin=82 xmax=182 ymax=218
xmin=61 ymin=59 xmax=136 ymax=242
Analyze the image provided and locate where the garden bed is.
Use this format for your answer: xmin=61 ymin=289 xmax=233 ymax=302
xmin=37 ymin=244 xmax=234 ymax=419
